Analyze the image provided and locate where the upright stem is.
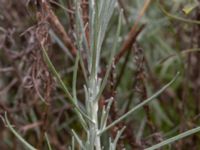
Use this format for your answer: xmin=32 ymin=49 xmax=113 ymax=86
xmin=85 ymin=0 xmax=116 ymax=149
xmin=87 ymin=74 xmax=101 ymax=150
xmin=87 ymin=62 xmax=101 ymax=150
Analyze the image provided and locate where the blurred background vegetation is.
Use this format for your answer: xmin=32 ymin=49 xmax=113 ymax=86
xmin=1 ymin=0 xmax=200 ymax=149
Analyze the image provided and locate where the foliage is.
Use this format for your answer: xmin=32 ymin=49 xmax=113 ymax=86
xmin=1 ymin=0 xmax=200 ymax=149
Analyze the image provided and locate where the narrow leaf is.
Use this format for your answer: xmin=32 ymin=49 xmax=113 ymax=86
xmin=98 ymin=72 xmax=179 ymax=135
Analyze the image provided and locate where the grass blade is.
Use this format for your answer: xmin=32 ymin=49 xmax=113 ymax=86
xmin=5 ymin=113 xmax=37 ymax=150
xmin=45 ymin=132 xmax=52 ymax=150
xmin=158 ymin=0 xmax=200 ymax=25
xmin=145 ymin=126 xmax=200 ymax=150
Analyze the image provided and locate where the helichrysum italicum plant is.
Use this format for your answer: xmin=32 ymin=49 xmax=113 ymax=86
xmin=3 ymin=0 xmax=200 ymax=150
